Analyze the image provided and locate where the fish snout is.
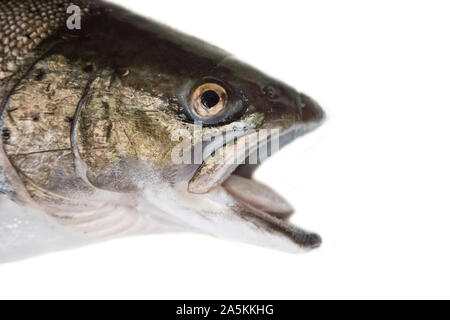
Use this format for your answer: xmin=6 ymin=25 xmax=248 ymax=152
xmin=297 ymin=93 xmax=326 ymax=125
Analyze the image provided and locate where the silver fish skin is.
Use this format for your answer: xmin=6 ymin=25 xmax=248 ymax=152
xmin=0 ymin=0 xmax=325 ymax=262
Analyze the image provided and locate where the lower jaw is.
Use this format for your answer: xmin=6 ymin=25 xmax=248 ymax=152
xmin=220 ymin=168 xmax=322 ymax=250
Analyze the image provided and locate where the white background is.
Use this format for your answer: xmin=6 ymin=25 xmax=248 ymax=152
xmin=1 ymin=0 xmax=449 ymax=299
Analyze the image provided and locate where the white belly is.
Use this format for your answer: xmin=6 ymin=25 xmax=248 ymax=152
xmin=0 ymin=198 xmax=88 ymax=263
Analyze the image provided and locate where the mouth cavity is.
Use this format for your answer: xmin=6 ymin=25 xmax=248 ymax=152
xmin=187 ymin=124 xmax=323 ymax=250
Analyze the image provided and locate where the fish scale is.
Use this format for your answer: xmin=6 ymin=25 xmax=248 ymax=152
xmin=0 ymin=0 xmax=101 ymax=77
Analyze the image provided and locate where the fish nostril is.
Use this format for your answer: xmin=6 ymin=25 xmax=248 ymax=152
xmin=262 ymin=85 xmax=280 ymax=100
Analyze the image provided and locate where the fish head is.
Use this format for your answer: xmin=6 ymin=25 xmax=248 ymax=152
xmin=133 ymin=55 xmax=325 ymax=253
xmin=68 ymin=8 xmax=325 ymax=252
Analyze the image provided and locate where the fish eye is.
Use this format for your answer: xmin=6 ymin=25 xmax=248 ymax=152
xmin=190 ymin=83 xmax=228 ymax=119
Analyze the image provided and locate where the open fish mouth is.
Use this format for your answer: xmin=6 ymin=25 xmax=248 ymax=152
xmin=187 ymin=120 xmax=324 ymax=251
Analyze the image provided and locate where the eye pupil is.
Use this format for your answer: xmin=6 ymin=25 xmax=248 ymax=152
xmin=201 ymin=90 xmax=220 ymax=109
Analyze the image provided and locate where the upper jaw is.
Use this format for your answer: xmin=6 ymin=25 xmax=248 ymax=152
xmin=188 ymin=118 xmax=325 ymax=195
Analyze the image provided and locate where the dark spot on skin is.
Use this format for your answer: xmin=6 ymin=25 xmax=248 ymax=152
xmin=201 ymin=90 xmax=220 ymax=109
xmin=102 ymin=102 xmax=110 ymax=119
xmin=83 ymin=64 xmax=94 ymax=73
xmin=64 ymin=116 xmax=74 ymax=123
xmin=35 ymin=69 xmax=46 ymax=81
xmin=32 ymin=114 xmax=40 ymax=122
xmin=2 ymin=128 xmax=11 ymax=143
xmin=105 ymin=122 xmax=113 ymax=141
